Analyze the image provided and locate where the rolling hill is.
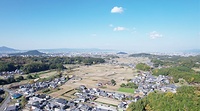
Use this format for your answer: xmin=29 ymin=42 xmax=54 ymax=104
xmin=9 ymin=50 xmax=46 ymax=56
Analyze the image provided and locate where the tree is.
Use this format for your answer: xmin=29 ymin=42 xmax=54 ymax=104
xmin=136 ymin=63 xmax=150 ymax=71
xmin=57 ymin=71 xmax=62 ymax=78
xmin=120 ymin=83 xmax=126 ymax=87
xmin=56 ymin=63 xmax=65 ymax=70
xmin=120 ymin=82 xmax=138 ymax=89
xmin=6 ymin=76 xmax=15 ymax=83
xmin=0 ymin=62 xmax=16 ymax=72
xmin=26 ymin=75 xmax=33 ymax=79
xmin=33 ymin=74 xmax=39 ymax=78
xmin=0 ymin=79 xmax=7 ymax=85
xmin=0 ymin=89 xmax=5 ymax=95
xmin=21 ymin=96 xmax=27 ymax=108
xmin=111 ymin=79 xmax=116 ymax=86
xmin=23 ymin=63 xmax=49 ymax=73
xmin=16 ymin=76 xmax=24 ymax=81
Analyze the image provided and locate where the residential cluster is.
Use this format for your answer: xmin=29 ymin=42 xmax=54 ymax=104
xmin=76 ymin=85 xmax=129 ymax=110
xmin=3 ymin=71 xmax=178 ymax=111
xmin=132 ymin=72 xmax=177 ymax=99
xmin=7 ymin=84 xmax=131 ymax=111
xmin=25 ymin=93 xmax=115 ymax=111
xmin=17 ymin=77 xmax=67 ymax=94
xmin=0 ymin=69 xmax=23 ymax=78
xmin=78 ymin=85 xmax=126 ymax=100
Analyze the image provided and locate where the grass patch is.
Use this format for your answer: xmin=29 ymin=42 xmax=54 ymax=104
xmin=40 ymin=88 xmax=62 ymax=94
xmin=118 ymin=87 xmax=134 ymax=93
xmin=100 ymin=86 xmax=107 ymax=89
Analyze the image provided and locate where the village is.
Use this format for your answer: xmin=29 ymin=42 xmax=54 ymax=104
xmin=0 ymin=54 xmax=180 ymax=111
xmin=1 ymin=64 xmax=177 ymax=111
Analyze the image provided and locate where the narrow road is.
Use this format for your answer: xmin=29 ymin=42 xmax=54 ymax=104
xmin=0 ymin=89 xmax=11 ymax=111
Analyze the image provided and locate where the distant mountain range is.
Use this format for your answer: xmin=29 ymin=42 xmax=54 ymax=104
xmin=0 ymin=46 xmax=115 ymax=54
xmin=38 ymin=48 xmax=114 ymax=53
xmin=1 ymin=46 xmax=200 ymax=54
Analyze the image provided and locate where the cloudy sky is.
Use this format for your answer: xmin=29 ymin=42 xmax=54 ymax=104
xmin=0 ymin=0 xmax=199 ymax=52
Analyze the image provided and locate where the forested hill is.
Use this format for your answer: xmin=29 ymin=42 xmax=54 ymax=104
xmin=9 ymin=50 xmax=45 ymax=56
xmin=117 ymin=52 xmax=128 ymax=54
xmin=0 ymin=56 xmax=105 ymax=73
xmin=127 ymin=86 xmax=200 ymax=111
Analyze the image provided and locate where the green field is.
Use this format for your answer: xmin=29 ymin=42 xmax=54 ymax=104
xmin=117 ymin=87 xmax=134 ymax=93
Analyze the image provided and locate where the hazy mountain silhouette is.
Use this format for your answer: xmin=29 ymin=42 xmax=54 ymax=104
xmin=0 ymin=46 xmax=18 ymax=53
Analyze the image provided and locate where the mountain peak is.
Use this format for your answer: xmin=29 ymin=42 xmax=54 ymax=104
xmin=0 ymin=46 xmax=18 ymax=53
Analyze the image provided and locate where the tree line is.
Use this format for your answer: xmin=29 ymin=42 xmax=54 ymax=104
xmin=120 ymin=82 xmax=138 ymax=89
xmin=0 ymin=75 xmax=25 ymax=85
xmin=0 ymin=56 xmax=105 ymax=73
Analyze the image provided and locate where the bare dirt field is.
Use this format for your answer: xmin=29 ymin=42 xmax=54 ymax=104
xmin=48 ymin=57 xmax=150 ymax=99
xmin=39 ymin=71 xmax=58 ymax=79
xmin=113 ymin=57 xmax=150 ymax=64
xmin=49 ymin=85 xmax=74 ymax=98
xmin=50 ymin=64 xmax=137 ymax=97
xmin=50 ymin=57 xmax=147 ymax=98
xmin=95 ymin=97 xmax=120 ymax=106
xmin=66 ymin=64 xmax=137 ymax=89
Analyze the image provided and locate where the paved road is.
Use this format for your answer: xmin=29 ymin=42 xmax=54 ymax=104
xmin=0 ymin=89 xmax=11 ymax=111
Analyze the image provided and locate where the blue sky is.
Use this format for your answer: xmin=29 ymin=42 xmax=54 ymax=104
xmin=0 ymin=0 xmax=199 ymax=52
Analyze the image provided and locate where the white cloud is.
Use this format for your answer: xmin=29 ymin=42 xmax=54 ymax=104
xmin=109 ymin=24 xmax=113 ymax=27
xmin=149 ymin=31 xmax=163 ymax=39
xmin=111 ymin=6 xmax=124 ymax=13
xmin=113 ymin=27 xmax=126 ymax=31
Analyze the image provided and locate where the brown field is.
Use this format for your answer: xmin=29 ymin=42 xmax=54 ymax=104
xmin=67 ymin=64 xmax=137 ymax=89
xmin=50 ymin=64 xmax=137 ymax=97
xmin=95 ymin=97 xmax=120 ymax=106
xmin=39 ymin=71 xmax=58 ymax=78
xmin=113 ymin=57 xmax=150 ymax=64
xmin=59 ymin=88 xmax=77 ymax=100
xmin=50 ymin=57 xmax=146 ymax=98
xmin=49 ymin=85 xmax=74 ymax=98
